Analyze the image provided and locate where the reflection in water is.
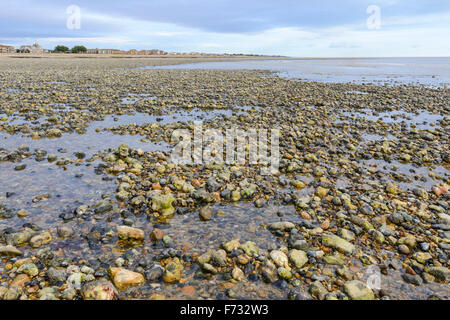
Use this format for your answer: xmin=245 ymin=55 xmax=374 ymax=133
xmin=0 ymin=106 xmax=255 ymax=157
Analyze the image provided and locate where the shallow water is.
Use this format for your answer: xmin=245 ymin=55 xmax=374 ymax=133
xmin=139 ymin=57 xmax=450 ymax=86
xmin=167 ymin=203 xmax=300 ymax=255
xmin=0 ymin=107 xmax=256 ymax=157
xmin=0 ymin=108 xmax=241 ymax=220
xmin=362 ymin=159 xmax=449 ymax=190
xmin=361 ymin=133 xmax=397 ymax=142
xmin=342 ymin=109 xmax=446 ymax=129
xmin=0 ymin=158 xmax=114 ymax=230
xmin=0 ymin=106 xmax=261 ymax=217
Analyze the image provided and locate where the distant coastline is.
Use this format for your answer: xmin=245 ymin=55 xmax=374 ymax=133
xmin=1 ymin=53 xmax=448 ymax=60
xmin=0 ymin=53 xmax=288 ymax=59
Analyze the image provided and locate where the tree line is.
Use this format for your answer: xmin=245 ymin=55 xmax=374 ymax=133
xmin=53 ymin=45 xmax=87 ymax=53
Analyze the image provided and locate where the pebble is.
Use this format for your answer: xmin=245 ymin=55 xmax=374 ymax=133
xmin=81 ymin=279 xmax=118 ymax=300
xmin=321 ymin=234 xmax=355 ymax=254
xmin=288 ymin=249 xmax=308 ymax=269
xmin=109 ymin=267 xmax=145 ymax=290
xmin=0 ymin=245 xmax=23 ymax=256
xmin=199 ymin=206 xmax=214 ymax=221
xmin=116 ymin=225 xmax=145 ymax=240
xmin=162 ymin=258 xmax=183 ymax=283
xmin=270 ymin=250 xmax=289 ymax=268
xmin=57 ymin=226 xmax=74 ymax=238
xmin=150 ymin=228 xmax=164 ymax=242
xmin=343 ymin=280 xmax=375 ymax=300
xmin=29 ymin=231 xmax=52 ymax=248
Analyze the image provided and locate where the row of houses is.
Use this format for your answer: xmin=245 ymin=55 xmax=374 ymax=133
xmin=0 ymin=43 xmax=171 ymax=55
xmin=86 ymin=48 xmax=168 ymax=55
xmin=0 ymin=44 xmax=16 ymax=53
xmin=1 ymin=43 xmax=209 ymax=56
xmin=0 ymin=43 xmax=47 ymax=54
xmin=86 ymin=48 xmax=122 ymax=54
xmin=126 ymin=49 xmax=167 ymax=55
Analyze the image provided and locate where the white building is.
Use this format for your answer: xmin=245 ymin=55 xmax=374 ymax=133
xmin=0 ymin=44 xmax=15 ymax=53
xmin=20 ymin=43 xmax=44 ymax=53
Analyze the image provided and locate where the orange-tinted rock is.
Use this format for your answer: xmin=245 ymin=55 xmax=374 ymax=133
xmin=152 ymin=183 xmax=162 ymax=190
xmin=150 ymin=228 xmax=164 ymax=242
xmin=432 ymin=185 xmax=448 ymax=196
xmin=117 ymin=226 xmax=145 ymax=240
xmin=321 ymin=219 xmax=330 ymax=230
xmin=11 ymin=274 xmax=30 ymax=288
xmin=180 ymin=285 xmax=196 ymax=295
xmin=301 ymin=211 xmax=311 ymax=220
xmin=109 ymin=268 xmax=145 ymax=290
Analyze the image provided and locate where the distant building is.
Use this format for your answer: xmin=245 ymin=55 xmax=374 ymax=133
xmin=87 ymin=48 xmax=168 ymax=55
xmin=0 ymin=44 xmax=15 ymax=53
xmin=148 ymin=49 xmax=167 ymax=55
xmin=20 ymin=43 xmax=44 ymax=53
xmin=103 ymin=49 xmax=121 ymax=54
xmin=87 ymin=48 xmax=122 ymax=54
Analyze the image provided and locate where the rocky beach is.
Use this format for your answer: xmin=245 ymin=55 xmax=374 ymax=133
xmin=0 ymin=56 xmax=448 ymax=300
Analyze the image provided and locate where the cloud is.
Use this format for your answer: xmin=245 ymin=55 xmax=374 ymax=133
xmin=0 ymin=0 xmax=449 ymax=56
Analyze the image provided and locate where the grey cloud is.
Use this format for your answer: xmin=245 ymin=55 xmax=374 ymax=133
xmin=2 ymin=0 xmax=449 ymax=38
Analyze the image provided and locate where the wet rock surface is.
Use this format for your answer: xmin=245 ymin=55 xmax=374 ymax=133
xmin=0 ymin=57 xmax=448 ymax=300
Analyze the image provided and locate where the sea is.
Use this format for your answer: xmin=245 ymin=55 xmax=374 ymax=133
xmin=141 ymin=57 xmax=450 ymax=87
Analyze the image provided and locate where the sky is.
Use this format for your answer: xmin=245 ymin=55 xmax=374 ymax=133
xmin=1 ymin=0 xmax=449 ymax=57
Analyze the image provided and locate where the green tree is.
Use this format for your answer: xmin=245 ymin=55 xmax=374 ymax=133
xmin=54 ymin=45 xmax=69 ymax=53
xmin=71 ymin=45 xmax=87 ymax=53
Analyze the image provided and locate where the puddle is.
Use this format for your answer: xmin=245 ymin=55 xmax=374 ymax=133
xmin=362 ymin=133 xmax=397 ymax=142
xmin=0 ymin=123 xmax=168 ymax=159
xmin=362 ymin=159 xmax=449 ymax=190
xmin=346 ymin=90 xmax=369 ymax=95
xmin=107 ymin=108 xmax=242 ymax=126
xmin=341 ymin=109 xmax=445 ymax=129
xmin=121 ymin=97 xmax=141 ymax=105
xmin=0 ymin=106 xmax=258 ymax=158
xmin=166 ymin=202 xmax=301 ymax=255
xmin=1 ymin=104 xmax=75 ymax=126
xmin=147 ymin=202 xmax=304 ymax=299
xmin=1 ymin=100 xmax=281 ymax=300
xmin=0 ymin=158 xmax=115 ymax=230
xmin=0 ymin=106 xmax=262 ymax=219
